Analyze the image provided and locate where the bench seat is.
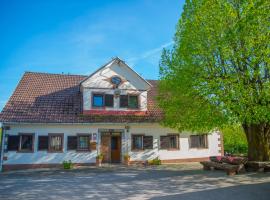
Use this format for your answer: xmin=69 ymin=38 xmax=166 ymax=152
xmin=246 ymin=161 xmax=270 ymax=172
xmin=200 ymin=161 xmax=245 ymax=175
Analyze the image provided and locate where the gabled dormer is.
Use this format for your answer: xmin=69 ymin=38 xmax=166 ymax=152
xmin=80 ymin=57 xmax=152 ymax=115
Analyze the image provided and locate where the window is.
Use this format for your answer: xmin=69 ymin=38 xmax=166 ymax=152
xmin=92 ymin=94 xmax=114 ymax=107
xmin=131 ymin=135 xmax=153 ymax=150
xmin=38 ymin=136 xmax=48 ymax=151
xmin=190 ymin=134 xmax=208 ymax=148
xmin=129 ymin=95 xmax=138 ymax=108
xmin=77 ymin=135 xmax=90 ymax=151
xmin=19 ymin=134 xmax=34 ymax=152
xmin=67 ymin=134 xmax=91 ymax=151
xmin=7 ymin=135 xmax=19 ymax=151
xmin=92 ymin=94 xmax=104 ymax=107
xmin=111 ymin=76 xmax=122 ymax=86
xmin=160 ymin=135 xmax=179 ymax=150
xmin=120 ymin=95 xmax=139 ymax=109
xmin=105 ymin=94 xmax=114 ymax=107
xmin=49 ymin=134 xmax=63 ymax=152
xmin=132 ymin=135 xmax=143 ymax=150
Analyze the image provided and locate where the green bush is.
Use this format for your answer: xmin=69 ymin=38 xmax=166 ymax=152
xmin=96 ymin=154 xmax=104 ymax=160
xmin=148 ymin=157 xmax=161 ymax=165
xmin=222 ymin=125 xmax=248 ymax=155
xmin=62 ymin=160 xmax=73 ymax=169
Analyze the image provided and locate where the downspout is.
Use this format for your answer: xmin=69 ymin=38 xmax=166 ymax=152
xmin=0 ymin=125 xmax=4 ymax=172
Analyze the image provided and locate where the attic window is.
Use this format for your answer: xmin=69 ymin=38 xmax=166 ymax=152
xmin=111 ymin=76 xmax=122 ymax=87
xmin=120 ymin=95 xmax=139 ymax=109
xmin=92 ymin=93 xmax=114 ymax=107
xmin=93 ymin=94 xmax=104 ymax=107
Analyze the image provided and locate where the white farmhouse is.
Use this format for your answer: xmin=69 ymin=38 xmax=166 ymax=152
xmin=0 ymin=57 xmax=223 ymax=171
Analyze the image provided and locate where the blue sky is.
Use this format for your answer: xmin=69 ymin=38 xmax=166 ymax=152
xmin=0 ymin=0 xmax=184 ymax=110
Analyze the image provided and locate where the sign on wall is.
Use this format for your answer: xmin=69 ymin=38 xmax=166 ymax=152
xmin=92 ymin=133 xmax=97 ymax=141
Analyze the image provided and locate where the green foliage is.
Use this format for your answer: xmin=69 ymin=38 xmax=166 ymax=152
xmin=159 ymin=0 xmax=270 ymax=131
xmin=123 ymin=154 xmax=130 ymax=160
xmin=96 ymin=154 xmax=104 ymax=160
xmin=62 ymin=160 xmax=73 ymax=169
xmin=148 ymin=157 xmax=161 ymax=165
xmin=222 ymin=125 xmax=247 ymax=155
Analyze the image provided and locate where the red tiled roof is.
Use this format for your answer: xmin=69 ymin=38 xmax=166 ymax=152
xmin=0 ymin=72 xmax=163 ymax=123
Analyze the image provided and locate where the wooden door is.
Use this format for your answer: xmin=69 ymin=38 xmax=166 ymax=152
xmin=111 ymin=136 xmax=121 ymax=163
xmin=101 ymin=135 xmax=111 ymax=163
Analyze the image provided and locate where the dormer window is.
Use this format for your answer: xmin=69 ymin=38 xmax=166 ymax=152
xmin=93 ymin=94 xmax=104 ymax=107
xmin=92 ymin=93 xmax=114 ymax=107
xmin=120 ymin=95 xmax=139 ymax=109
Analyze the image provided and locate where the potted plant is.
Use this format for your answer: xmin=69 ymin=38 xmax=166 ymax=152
xmin=96 ymin=154 xmax=103 ymax=167
xmin=123 ymin=154 xmax=131 ymax=166
xmin=62 ymin=160 xmax=73 ymax=169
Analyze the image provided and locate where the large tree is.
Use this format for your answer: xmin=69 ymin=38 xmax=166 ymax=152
xmin=159 ymin=0 xmax=270 ymax=161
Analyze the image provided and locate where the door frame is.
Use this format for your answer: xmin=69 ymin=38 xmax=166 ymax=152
xmin=99 ymin=129 xmax=124 ymax=163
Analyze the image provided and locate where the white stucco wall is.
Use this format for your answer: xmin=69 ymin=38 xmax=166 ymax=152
xmin=81 ymin=61 xmax=149 ymax=111
xmin=81 ymin=62 xmax=150 ymax=90
xmin=2 ymin=123 xmax=222 ymax=165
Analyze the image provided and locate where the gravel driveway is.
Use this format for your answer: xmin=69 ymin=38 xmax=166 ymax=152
xmin=0 ymin=163 xmax=269 ymax=200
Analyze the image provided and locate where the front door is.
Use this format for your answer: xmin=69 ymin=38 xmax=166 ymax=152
xmin=101 ymin=135 xmax=111 ymax=163
xmin=111 ymin=136 xmax=121 ymax=163
xmin=100 ymin=132 xmax=121 ymax=163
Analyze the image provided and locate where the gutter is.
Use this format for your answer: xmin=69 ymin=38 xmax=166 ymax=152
xmin=0 ymin=125 xmax=4 ymax=172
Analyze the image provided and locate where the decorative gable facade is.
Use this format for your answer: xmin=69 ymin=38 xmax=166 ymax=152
xmin=0 ymin=58 xmax=223 ymax=171
xmin=81 ymin=58 xmax=151 ymax=115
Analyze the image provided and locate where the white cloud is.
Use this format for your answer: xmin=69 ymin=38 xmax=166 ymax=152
xmin=127 ymin=41 xmax=174 ymax=65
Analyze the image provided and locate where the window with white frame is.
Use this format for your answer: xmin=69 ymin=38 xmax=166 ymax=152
xmin=189 ymin=134 xmax=208 ymax=148
xmin=131 ymin=135 xmax=153 ymax=150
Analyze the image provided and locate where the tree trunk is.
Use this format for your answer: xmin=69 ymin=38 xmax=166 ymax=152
xmin=242 ymin=123 xmax=270 ymax=161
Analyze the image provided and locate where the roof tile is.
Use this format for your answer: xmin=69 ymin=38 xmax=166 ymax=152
xmin=0 ymin=72 xmax=163 ymax=123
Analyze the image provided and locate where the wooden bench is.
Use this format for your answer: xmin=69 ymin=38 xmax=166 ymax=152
xmin=245 ymin=161 xmax=270 ymax=172
xmin=200 ymin=156 xmax=247 ymax=175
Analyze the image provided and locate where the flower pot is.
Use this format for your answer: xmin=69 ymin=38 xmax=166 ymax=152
xmin=124 ymin=157 xmax=130 ymax=166
xmin=96 ymin=158 xmax=102 ymax=167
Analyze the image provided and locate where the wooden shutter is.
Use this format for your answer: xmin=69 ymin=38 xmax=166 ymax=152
xmin=7 ymin=135 xmax=19 ymax=151
xmin=68 ymin=136 xmax=77 ymax=150
xmin=160 ymin=136 xmax=169 ymax=149
xmin=204 ymin=135 xmax=208 ymax=148
xmin=105 ymin=94 xmax=114 ymax=107
xmin=38 ymin=136 xmax=48 ymax=150
xmin=143 ymin=136 xmax=153 ymax=149
xmin=120 ymin=95 xmax=128 ymax=107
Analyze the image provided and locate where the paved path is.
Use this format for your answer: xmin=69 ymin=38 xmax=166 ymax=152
xmin=0 ymin=163 xmax=269 ymax=200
